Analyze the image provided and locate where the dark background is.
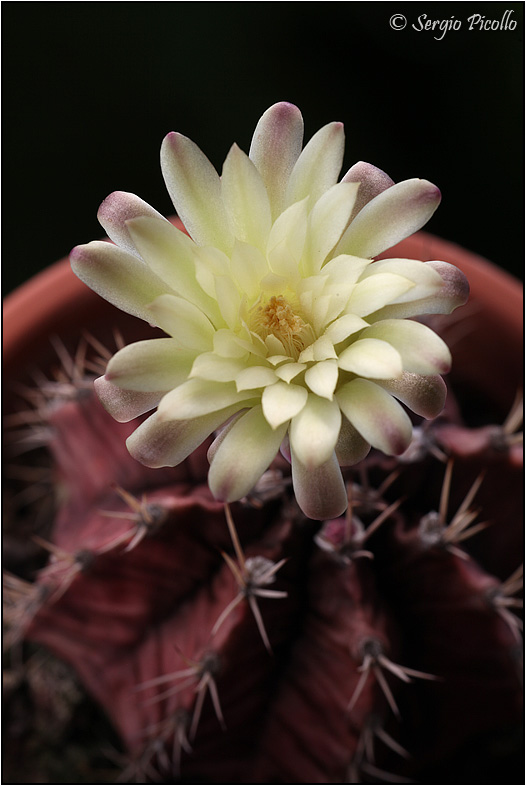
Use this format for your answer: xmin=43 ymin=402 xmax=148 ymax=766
xmin=3 ymin=1 xmax=524 ymax=294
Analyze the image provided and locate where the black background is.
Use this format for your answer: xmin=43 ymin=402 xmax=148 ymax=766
xmin=3 ymin=1 xmax=524 ymax=294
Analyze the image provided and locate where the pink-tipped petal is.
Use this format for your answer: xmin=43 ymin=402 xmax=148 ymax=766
xmin=375 ymin=373 xmax=447 ymax=419
xmin=208 ymin=405 xmax=287 ymax=502
xmin=161 ymin=131 xmax=234 ymax=252
xmin=335 ymin=178 xmax=442 ymax=258
xmin=291 ymin=449 xmax=348 ymax=520
xmin=335 ymin=416 xmax=371 ymax=466
xmin=94 ymin=376 xmax=162 ymax=423
xmin=126 ymin=405 xmax=244 ymax=468
xmin=369 ymin=261 xmax=470 ymax=320
xmin=97 ymin=191 xmax=168 ymax=257
xmin=285 ymin=122 xmax=345 ymax=210
xmin=249 ymin=102 xmax=304 ymax=220
xmin=341 ymin=161 xmax=395 ymax=221
xmin=70 ymin=241 xmax=172 ymax=322
xmin=336 ymin=378 xmax=413 ymax=455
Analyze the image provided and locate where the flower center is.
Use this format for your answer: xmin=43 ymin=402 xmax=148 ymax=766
xmin=251 ymin=295 xmax=312 ymax=358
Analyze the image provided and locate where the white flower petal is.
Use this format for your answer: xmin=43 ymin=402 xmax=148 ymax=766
xmin=97 ymin=191 xmax=168 ymax=258
xmin=230 ymin=240 xmax=269 ymax=301
xmin=275 ymin=362 xmax=307 ymax=383
xmin=235 ymin=365 xmax=278 ymax=391
xmin=362 ymin=319 xmax=451 ymax=374
xmin=335 ymin=178 xmax=441 ymax=258
xmin=285 ymin=121 xmax=345 ymax=209
xmin=221 ymin=143 xmax=272 ymax=249
xmin=161 ymin=131 xmax=233 ymax=251
xmin=158 ymin=379 xmax=257 ymax=420
xmin=289 ymin=394 xmax=342 ymax=469
xmin=261 ymin=381 xmax=308 ymax=429
xmin=304 ymin=359 xmax=339 ymax=399
xmin=375 ymin=372 xmax=447 ymax=419
xmin=249 ymin=102 xmax=304 ymax=220
xmin=70 ymin=241 xmax=171 ymax=322
xmin=291 ymin=449 xmax=347 ymax=520
xmin=189 ymin=352 xmax=246 ymax=382
xmin=125 ymin=216 xmax=220 ymax=320
xmin=298 ymin=335 xmax=338 ymax=363
xmin=146 ymin=294 xmax=215 ymax=350
xmin=126 ymin=406 xmax=243 ymax=468
xmin=346 ymin=273 xmax=415 ymax=317
xmin=303 ymin=182 xmax=359 ymax=276
xmin=338 ymin=338 xmax=403 ymax=379
xmin=266 ymin=198 xmax=308 ymax=278
xmin=106 ymin=339 xmax=195 ymax=391
xmin=208 ymin=405 xmax=288 ymax=502
xmin=336 ymin=378 xmax=412 ymax=455
xmin=340 ymin=161 xmax=394 ymax=220
xmin=94 ymin=376 xmax=161 ymax=423
xmin=323 ymin=313 xmax=368 ymax=344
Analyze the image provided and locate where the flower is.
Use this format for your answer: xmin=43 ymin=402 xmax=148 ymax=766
xmin=71 ymin=102 xmax=469 ymax=520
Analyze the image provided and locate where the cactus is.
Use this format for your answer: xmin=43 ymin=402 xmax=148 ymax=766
xmin=4 ymin=267 xmax=523 ymax=783
xmin=4 ymin=102 xmax=522 ymax=783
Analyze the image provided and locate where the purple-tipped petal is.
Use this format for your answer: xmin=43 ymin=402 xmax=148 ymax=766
xmin=70 ymin=241 xmax=172 ymax=322
xmin=341 ymin=161 xmax=394 ymax=221
xmin=285 ymin=122 xmax=345 ymax=210
xmin=208 ymin=405 xmax=288 ymax=502
xmin=126 ymin=405 xmax=244 ymax=468
xmin=335 ymin=416 xmax=371 ymax=466
xmin=94 ymin=376 xmax=162 ymax=423
xmin=335 ymin=178 xmax=442 ymax=258
xmin=161 ymin=131 xmax=234 ymax=252
xmin=369 ymin=261 xmax=470 ymax=320
xmin=375 ymin=372 xmax=447 ymax=419
xmin=97 ymin=191 xmax=168 ymax=257
xmin=249 ymin=102 xmax=304 ymax=220
xmin=291 ymin=449 xmax=348 ymax=520
xmin=336 ymin=378 xmax=413 ymax=455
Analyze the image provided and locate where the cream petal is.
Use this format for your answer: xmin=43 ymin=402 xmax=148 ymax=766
xmin=346 ymin=273 xmax=415 ymax=317
xmin=360 ymin=257 xmax=443 ymax=305
xmin=249 ymin=102 xmax=304 ymax=220
xmin=235 ymin=365 xmax=278 ymax=391
xmin=298 ymin=335 xmax=338 ymax=363
xmin=335 ymin=178 xmax=441 ymax=258
xmin=341 ymin=161 xmax=394 ymax=220
xmin=261 ymin=381 xmax=308 ymax=429
xmin=291 ymin=449 xmax=347 ymax=520
xmin=303 ymin=182 xmax=359 ymax=275
xmin=208 ymin=405 xmax=288 ymax=502
xmin=323 ymin=313 xmax=369 ymax=344
xmin=284 ymin=121 xmax=345 ymax=209
xmin=338 ymin=338 xmax=403 ymax=379
xmin=221 ymin=143 xmax=272 ymax=250
xmin=289 ymin=394 xmax=342 ymax=469
xmin=375 ymin=372 xmax=447 ymax=419
xmin=336 ymin=378 xmax=412 ymax=455
xmin=106 ymin=339 xmax=195 ymax=391
xmin=189 ymin=352 xmax=247 ymax=382
xmin=361 ymin=319 xmax=451 ymax=375
xmin=275 ymin=362 xmax=307 ymax=383
xmin=146 ymin=294 xmax=215 ymax=350
xmin=161 ymin=131 xmax=234 ymax=252
xmin=126 ymin=216 xmax=220 ymax=321
xmin=97 ymin=191 xmax=168 ymax=258
xmin=70 ymin=241 xmax=171 ymax=323
xmin=230 ymin=240 xmax=269 ymax=301
xmin=158 ymin=379 xmax=257 ymax=421
xmin=126 ymin=406 xmax=243 ymax=468
xmin=304 ymin=359 xmax=339 ymax=399
xmin=94 ymin=376 xmax=161 ymax=423
xmin=335 ymin=416 xmax=371 ymax=466
xmin=266 ymin=198 xmax=308 ymax=279
xmin=214 ymin=274 xmax=242 ymax=330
